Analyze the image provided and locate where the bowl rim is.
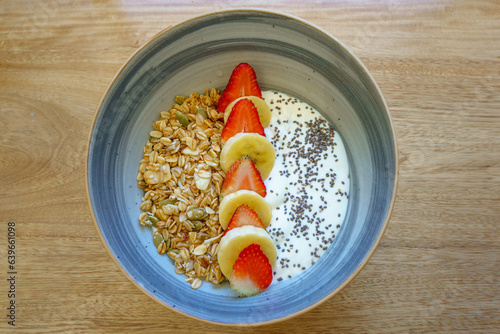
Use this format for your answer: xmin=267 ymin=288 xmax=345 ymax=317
xmin=85 ymin=7 xmax=399 ymax=326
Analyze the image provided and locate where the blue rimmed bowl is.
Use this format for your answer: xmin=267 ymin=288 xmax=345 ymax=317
xmin=86 ymin=8 xmax=397 ymax=325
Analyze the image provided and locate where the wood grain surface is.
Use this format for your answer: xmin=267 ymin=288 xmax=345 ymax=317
xmin=1 ymin=0 xmax=499 ymax=333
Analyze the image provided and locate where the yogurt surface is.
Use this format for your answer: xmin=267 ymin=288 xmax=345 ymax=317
xmin=261 ymin=91 xmax=350 ymax=282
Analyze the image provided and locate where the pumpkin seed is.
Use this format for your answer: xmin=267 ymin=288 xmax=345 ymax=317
xmin=146 ymin=215 xmax=159 ymax=227
xmin=196 ymin=108 xmax=208 ymax=119
xmin=158 ymin=198 xmax=177 ymax=208
xmin=164 ymin=236 xmax=171 ymax=250
xmin=152 ymin=231 xmax=164 ymax=249
xmin=175 ymin=95 xmax=186 ymax=104
xmin=192 ymin=220 xmax=203 ymax=231
xmin=149 ymin=136 xmax=160 ymax=143
xmin=186 ymin=208 xmax=206 ymax=221
xmin=175 ymin=110 xmax=190 ymax=127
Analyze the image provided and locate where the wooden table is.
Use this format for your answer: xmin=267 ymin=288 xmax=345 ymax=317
xmin=1 ymin=1 xmax=498 ymax=332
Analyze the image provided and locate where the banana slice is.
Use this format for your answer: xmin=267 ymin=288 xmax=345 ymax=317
xmin=218 ymin=225 xmax=277 ymax=279
xmin=219 ymin=190 xmax=273 ymax=229
xmin=224 ymin=96 xmax=272 ymax=128
xmin=220 ymin=133 xmax=275 ymax=180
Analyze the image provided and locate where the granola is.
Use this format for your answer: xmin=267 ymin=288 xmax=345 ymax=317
xmin=137 ymin=89 xmax=226 ymax=288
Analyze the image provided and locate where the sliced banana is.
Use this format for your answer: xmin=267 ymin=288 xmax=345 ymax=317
xmin=218 ymin=225 xmax=277 ymax=279
xmin=220 ymin=133 xmax=275 ymax=180
xmin=224 ymin=96 xmax=272 ymax=128
xmin=219 ymin=190 xmax=272 ymax=230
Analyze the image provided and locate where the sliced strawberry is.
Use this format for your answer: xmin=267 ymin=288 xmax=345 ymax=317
xmin=229 ymin=243 xmax=273 ymax=296
xmin=221 ymin=99 xmax=265 ymax=144
xmin=221 ymin=155 xmax=267 ymax=197
xmin=217 ymin=63 xmax=262 ymax=113
xmin=224 ymin=205 xmax=266 ymax=235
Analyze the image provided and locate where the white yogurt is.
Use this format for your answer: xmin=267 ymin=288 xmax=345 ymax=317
xmin=261 ymin=91 xmax=350 ymax=282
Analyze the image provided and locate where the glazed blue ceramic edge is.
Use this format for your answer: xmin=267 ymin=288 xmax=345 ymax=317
xmin=87 ymin=8 xmax=398 ymax=325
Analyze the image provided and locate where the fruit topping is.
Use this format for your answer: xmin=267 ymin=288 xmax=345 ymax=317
xmin=221 ymin=98 xmax=266 ymax=144
xmin=217 ymin=63 xmax=262 ymax=113
xmin=220 ymin=133 xmax=275 ymax=180
xmin=224 ymin=204 xmax=266 ymax=235
xmin=229 ymin=244 xmax=273 ymax=297
xmin=224 ymin=96 xmax=272 ymax=128
xmin=217 ymin=225 xmax=277 ymax=279
xmin=218 ymin=190 xmax=273 ymax=230
xmin=221 ymin=155 xmax=267 ymax=198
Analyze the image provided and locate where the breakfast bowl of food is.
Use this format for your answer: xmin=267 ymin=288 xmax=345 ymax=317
xmin=86 ymin=8 xmax=397 ymax=325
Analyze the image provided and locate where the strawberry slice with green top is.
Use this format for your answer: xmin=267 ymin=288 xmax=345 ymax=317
xmin=223 ymin=204 xmax=266 ymax=235
xmin=221 ymin=98 xmax=265 ymax=144
xmin=230 ymin=243 xmax=273 ymax=297
xmin=221 ymin=155 xmax=267 ymax=197
xmin=217 ymin=63 xmax=263 ymax=113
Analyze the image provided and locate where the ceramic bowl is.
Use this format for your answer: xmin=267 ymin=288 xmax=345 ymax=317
xmin=87 ymin=8 xmax=397 ymax=325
